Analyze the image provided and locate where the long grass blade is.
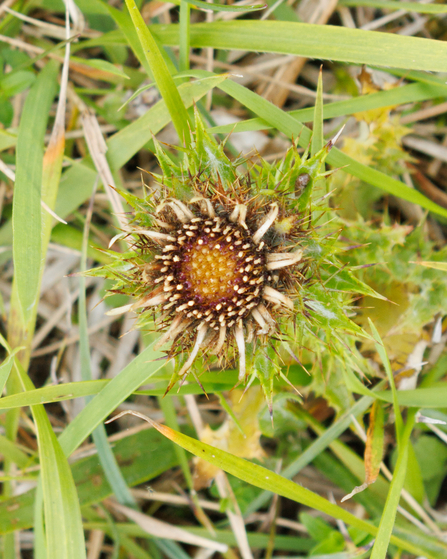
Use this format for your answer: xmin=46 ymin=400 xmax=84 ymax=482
xmin=12 ymin=61 xmax=58 ymax=324
xmin=58 ymin=343 xmax=167 ymax=457
xmin=124 ymin=0 xmax=191 ymax=145
xmin=213 ymin=75 xmax=447 ymax=218
xmin=117 ymin=412 xmax=433 ymax=559
xmin=340 ymin=0 xmax=447 ymax=14
xmin=14 ymin=360 xmax=86 ymax=559
xmin=78 ymin=188 xmax=136 ymax=508
xmin=154 ymin=20 xmax=447 ymax=72
xmin=370 ymin=411 xmax=417 ymax=559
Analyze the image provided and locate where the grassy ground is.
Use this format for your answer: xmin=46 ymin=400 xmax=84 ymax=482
xmin=1 ymin=0 xmax=447 ymax=558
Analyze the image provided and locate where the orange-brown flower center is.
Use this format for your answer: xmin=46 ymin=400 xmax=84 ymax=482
xmin=157 ymin=216 xmax=267 ymax=329
xmin=185 ymin=241 xmax=242 ymax=304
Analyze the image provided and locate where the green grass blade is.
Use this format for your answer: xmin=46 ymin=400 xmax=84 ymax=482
xmin=141 ymin=416 xmax=433 ymax=558
xmin=245 ymin=381 xmax=386 ymax=514
xmin=12 ymin=61 xmax=58 ymax=323
xmin=311 ymin=67 xmax=324 ymax=157
xmin=209 ymin=82 xmax=447 ymax=134
xmin=58 ymin=343 xmax=166 ymax=457
xmin=33 ymin=480 xmax=47 ymax=559
xmin=2 ymin=376 xmax=442 ymax=411
xmin=176 ymin=0 xmax=266 ymax=12
xmin=14 ymin=362 xmax=86 ymax=559
xmin=179 ymin=0 xmax=190 ymax=72
xmin=107 ymin=74 xmax=228 ymax=170
xmin=340 ymin=0 xmax=447 ymax=14
xmin=212 ymin=76 xmax=447 ymax=218
xmin=370 ymin=411 xmax=417 ymax=559
xmin=78 ymin=195 xmax=136 ymax=508
xmin=124 ymin=0 xmax=191 ymax=145
xmin=0 ymin=350 xmax=20 ymax=396
xmin=375 ymin=385 xmax=447 ymax=407
xmin=0 ymin=379 xmax=108 ymax=410
xmin=368 ymin=319 xmax=404 ymax=443
xmin=153 ymin=20 xmax=447 ymax=72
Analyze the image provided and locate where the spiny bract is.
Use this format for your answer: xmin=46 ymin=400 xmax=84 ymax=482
xmin=88 ymin=112 xmax=371 ymax=408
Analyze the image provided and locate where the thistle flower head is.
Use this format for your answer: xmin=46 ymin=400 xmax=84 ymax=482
xmin=89 ymin=112 xmax=369 ymax=406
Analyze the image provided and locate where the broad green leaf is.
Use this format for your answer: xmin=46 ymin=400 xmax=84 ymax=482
xmin=12 ymin=61 xmax=58 ymax=322
xmin=124 ymin=0 xmax=191 ymax=145
xmin=0 ymin=129 xmax=17 ymax=152
xmin=0 ymin=70 xmax=35 ymax=98
xmin=153 ymin=20 xmax=447 ymax=72
xmin=0 ymin=434 xmax=30 ymax=468
xmin=340 ymin=0 xmax=447 ymax=14
xmin=137 ymin=416 xmax=432 ymax=558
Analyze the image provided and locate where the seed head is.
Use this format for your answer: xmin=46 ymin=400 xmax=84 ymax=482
xmin=89 ymin=112 xmax=365 ymax=402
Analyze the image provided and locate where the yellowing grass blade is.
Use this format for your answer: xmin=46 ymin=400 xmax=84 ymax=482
xmin=108 ymin=410 xmax=433 ymax=559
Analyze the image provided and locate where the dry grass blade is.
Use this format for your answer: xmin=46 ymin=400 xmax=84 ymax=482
xmin=107 ymin=500 xmax=228 ymax=552
xmin=80 ymin=110 xmax=128 ymax=231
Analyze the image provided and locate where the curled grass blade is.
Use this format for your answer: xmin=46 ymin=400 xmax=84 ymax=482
xmin=124 ymin=0 xmax=191 ymax=145
xmin=153 ymin=20 xmax=447 ymax=72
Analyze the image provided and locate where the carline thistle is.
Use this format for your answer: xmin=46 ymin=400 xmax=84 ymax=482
xmin=88 ymin=113 xmax=361 ymax=404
